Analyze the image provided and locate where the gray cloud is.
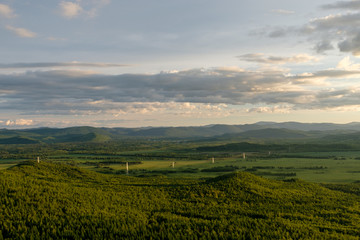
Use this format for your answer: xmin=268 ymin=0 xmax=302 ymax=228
xmin=322 ymin=0 xmax=360 ymax=10
xmin=238 ymin=53 xmax=318 ymax=65
xmin=314 ymin=41 xmax=334 ymax=54
xmin=263 ymin=2 xmax=360 ymax=56
xmin=268 ymin=27 xmax=294 ymax=38
xmin=1 ymin=68 xmax=360 ymax=116
xmin=0 ymin=62 xmax=128 ymax=69
xmin=302 ymin=12 xmax=360 ymax=55
xmin=293 ymin=69 xmax=360 ymax=81
xmin=307 ymin=12 xmax=360 ymax=31
xmin=338 ymin=32 xmax=360 ymax=55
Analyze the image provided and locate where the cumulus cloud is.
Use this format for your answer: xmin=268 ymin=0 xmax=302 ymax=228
xmin=0 ymin=62 xmax=128 ymax=69
xmin=59 ymin=1 xmax=83 ymax=19
xmin=5 ymin=25 xmax=36 ymax=38
xmin=59 ymin=0 xmax=110 ymax=19
xmin=247 ymin=105 xmax=292 ymax=114
xmin=238 ymin=53 xmax=319 ymax=65
xmin=336 ymin=56 xmax=360 ymax=70
xmin=5 ymin=119 xmax=34 ymax=126
xmin=0 ymin=4 xmax=16 ymax=18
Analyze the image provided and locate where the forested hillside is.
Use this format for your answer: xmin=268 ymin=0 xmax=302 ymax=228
xmin=2 ymin=122 xmax=360 ymax=144
xmin=1 ymin=161 xmax=360 ymax=239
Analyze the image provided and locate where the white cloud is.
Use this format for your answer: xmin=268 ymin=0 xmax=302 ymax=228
xmin=0 ymin=4 xmax=15 ymax=18
xmin=5 ymin=119 xmax=34 ymax=126
xmin=5 ymin=25 xmax=36 ymax=38
xmin=336 ymin=56 xmax=360 ymax=70
xmin=271 ymin=9 xmax=295 ymax=15
xmin=59 ymin=1 xmax=83 ymax=19
xmin=247 ymin=105 xmax=292 ymax=114
xmin=59 ymin=0 xmax=110 ymax=19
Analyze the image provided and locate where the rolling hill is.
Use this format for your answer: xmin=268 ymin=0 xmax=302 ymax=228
xmin=1 ymin=121 xmax=360 ymax=144
xmin=1 ymin=161 xmax=360 ymax=239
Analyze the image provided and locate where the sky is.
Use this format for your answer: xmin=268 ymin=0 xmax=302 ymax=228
xmin=2 ymin=0 xmax=360 ymax=128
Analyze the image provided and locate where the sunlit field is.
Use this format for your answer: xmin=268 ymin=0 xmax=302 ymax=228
xmin=2 ymin=151 xmax=351 ymax=183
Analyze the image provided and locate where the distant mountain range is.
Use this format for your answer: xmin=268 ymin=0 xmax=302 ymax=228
xmin=1 ymin=122 xmax=360 ymax=144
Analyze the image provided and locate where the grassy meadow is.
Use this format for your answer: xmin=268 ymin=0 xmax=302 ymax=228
xmin=13 ymin=149 xmax=357 ymax=183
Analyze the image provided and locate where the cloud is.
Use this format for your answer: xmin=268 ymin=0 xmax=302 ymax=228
xmin=314 ymin=40 xmax=334 ymax=54
xmin=336 ymin=56 xmax=360 ymax=70
xmin=238 ymin=53 xmax=319 ymax=65
xmin=262 ymin=2 xmax=360 ymax=56
xmin=0 ymin=69 xmax=287 ymax=116
xmin=322 ymin=0 xmax=360 ymax=10
xmin=5 ymin=119 xmax=34 ymax=126
xmin=271 ymin=9 xmax=295 ymax=15
xmin=301 ymin=12 xmax=360 ymax=55
xmin=267 ymin=27 xmax=295 ymax=38
xmin=0 ymin=62 xmax=129 ymax=69
xmin=247 ymin=105 xmax=292 ymax=114
xmin=59 ymin=1 xmax=83 ymax=19
xmin=306 ymin=13 xmax=360 ymax=31
xmin=5 ymin=25 xmax=36 ymax=38
xmin=59 ymin=0 xmax=110 ymax=19
xmin=338 ymin=32 xmax=360 ymax=56
xmin=292 ymin=69 xmax=360 ymax=83
xmin=1 ymin=64 xmax=360 ymax=118
xmin=98 ymin=102 xmax=230 ymax=118
xmin=0 ymin=4 xmax=16 ymax=18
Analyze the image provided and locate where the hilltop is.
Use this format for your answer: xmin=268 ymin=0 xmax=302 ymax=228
xmin=1 ymin=162 xmax=360 ymax=239
xmin=1 ymin=121 xmax=360 ymax=144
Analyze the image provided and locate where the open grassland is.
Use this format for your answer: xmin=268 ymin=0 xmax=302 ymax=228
xmin=24 ymin=151 xmax=360 ymax=183
xmin=2 ymin=153 xmax=360 ymax=183
xmin=1 ymin=139 xmax=360 ymax=183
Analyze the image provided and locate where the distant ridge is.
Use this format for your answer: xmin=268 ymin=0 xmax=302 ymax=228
xmin=1 ymin=122 xmax=360 ymax=143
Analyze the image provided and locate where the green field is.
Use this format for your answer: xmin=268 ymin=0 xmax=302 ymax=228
xmin=6 ymin=151 xmax=354 ymax=183
xmin=101 ymin=156 xmax=360 ymax=183
xmin=1 ymin=138 xmax=360 ymax=184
